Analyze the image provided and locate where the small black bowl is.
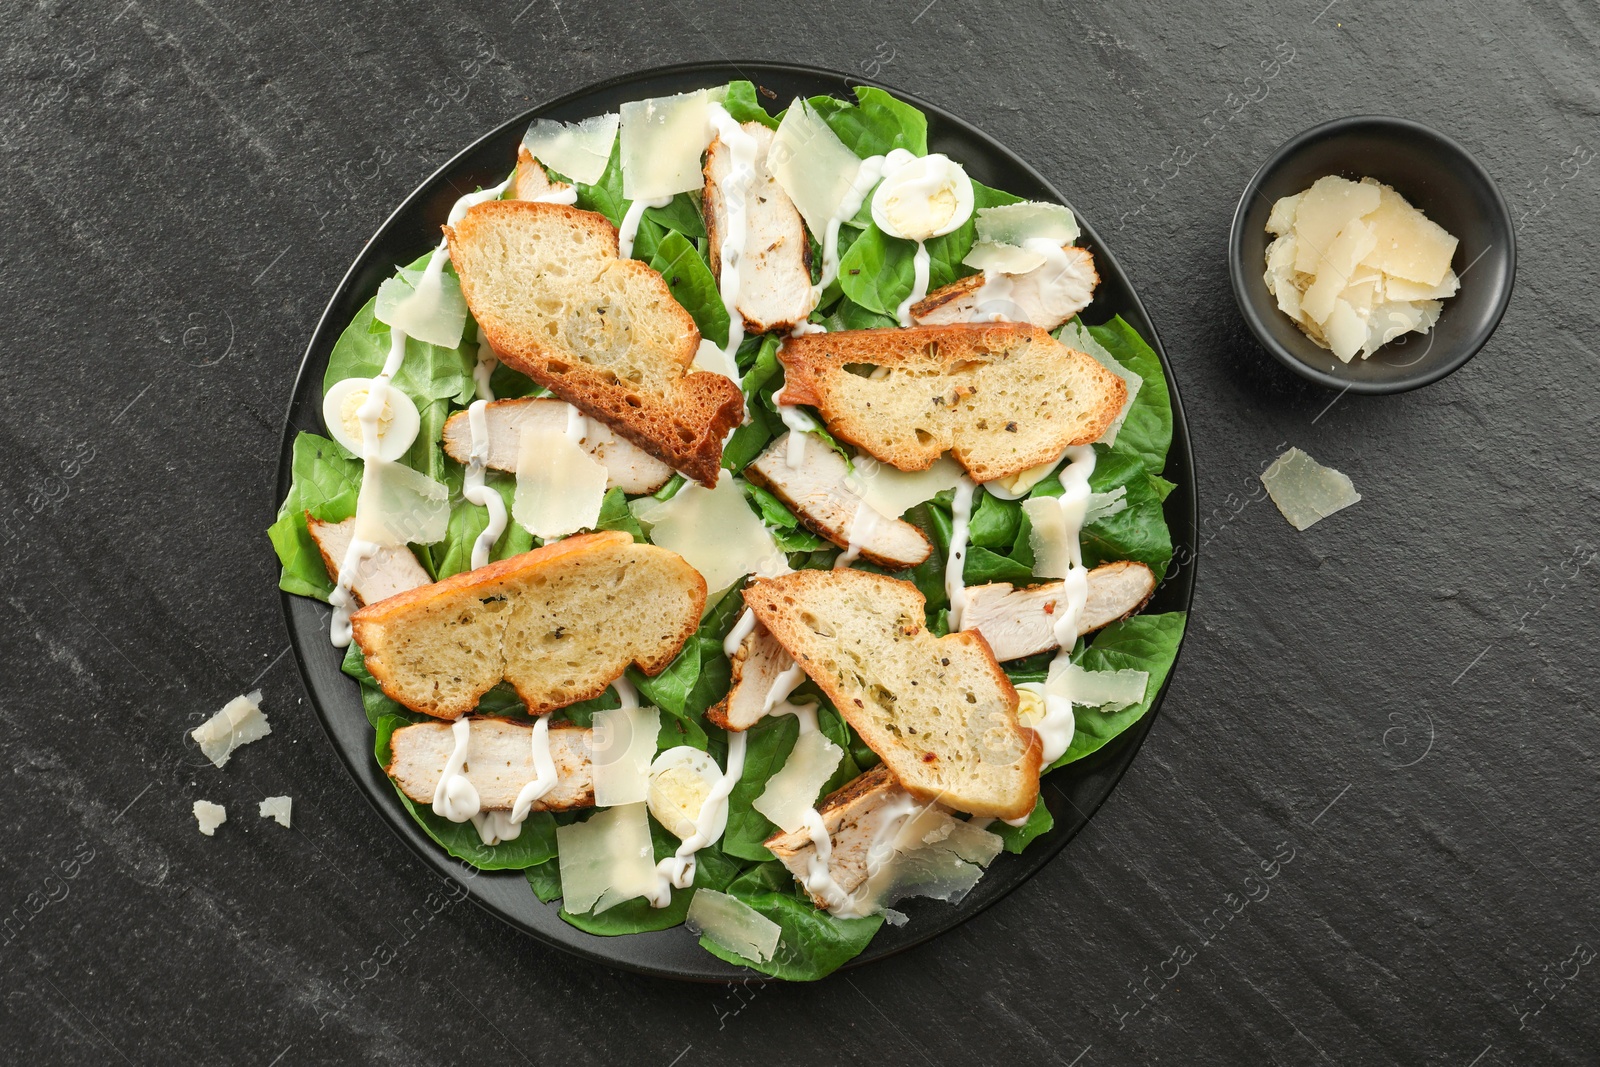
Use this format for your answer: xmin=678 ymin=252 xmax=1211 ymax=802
xmin=1228 ymin=116 xmax=1515 ymax=394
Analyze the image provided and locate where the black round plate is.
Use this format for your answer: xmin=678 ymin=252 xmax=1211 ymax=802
xmin=1228 ymin=115 xmax=1515 ymax=394
xmin=276 ymin=61 xmax=1197 ymax=981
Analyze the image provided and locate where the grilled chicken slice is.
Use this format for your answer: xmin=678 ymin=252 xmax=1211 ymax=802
xmin=706 ymin=621 xmax=792 ymax=731
xmin=306 ymin=515 xmax=432 ymax=606
xmin=512 ymin=146 xmax=573 ymax=201
xmin=959 ymin=560 xmax=1156 ymax=661
xmin=744 ymin=432 xmax=931 ymax=570
xmin=705 ymin=122 xmax=817 ymax=333
xmin=911 ymin=245 xmax=1099 ymax=331
xmin=440 ymin=397 xmax=674 ymax=495
xmin=386 ymin=717 xmax=594 ymax=813
xmin=764 ymin=766 xmax=910 ymax=906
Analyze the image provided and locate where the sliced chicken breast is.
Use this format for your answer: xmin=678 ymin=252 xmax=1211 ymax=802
xmin=705 ymin=122 xmax=817 ymax=333
xmin=307 ymin=515 xmax=432 ymax=606
xmin=386 ymin=716 xmax=594 ymax=813
xmin=764 ymin=766 xmax=910 ymax=905
xmin=911 ymin=245 xmax=1099 ymax=332
xmin=744 ymin=432 xmax=931 ymax=570
xmin=960 ymin=560 xmax=1156 ymax=661
xmin=440 ymin=397 xmax=674 ymax=495
xmin=512 ymin=147 xmax=573 ymax=201
xmin=706 ymin=621 xmax=792 ymax=731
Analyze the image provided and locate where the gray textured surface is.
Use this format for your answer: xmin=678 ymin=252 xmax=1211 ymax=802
xmin=3 ymin=1 xmax=1597 ymax=1064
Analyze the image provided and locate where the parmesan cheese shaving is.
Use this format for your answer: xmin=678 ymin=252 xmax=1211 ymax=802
xmin=374 ymin=263 xmax=470 ymax=350
xmin=618 ymin=90 xmax=712 ymax=200
xmin=258 ymin=796 xmax=292 ymax=828
xmin=846 ymin=454 xmax=965 ymax=519
xmin=961 ymin=240 xmax=1048 ymax=275
xmin=511 ymin=422 xmax=608 ymax=541
xmin=191 ymin=690 xmax=271 ymax=768
xmin=521 ymin=112 xmax=619 ymax=186
xmin=193 ymin=801 xmax=227 ymax=836
xmin=753 ymin=729 xmax=844 ymax=833
xmin=556 ymin=802 xmax=661 ymax=915
xmin=591 ymin=705 xmax=661 ymax=807
xmin=1260 ymin=447 xmax=1361 ymax=531
xmin=975 ymin=201 xmax=1080 ymax=247
xmin=1023 ymin=496 xmax=1073 ymax=579
xmin=632 ymin=471 xmax=787 ymax=595
xmin=1047 ymin=661 xmax=1149 ymax=711
xmin=686 ymin=889 xmax=781 ymax=963
xmin=767 ymin=99 xmax=865 ymax=238
xmin=350 ymin=459 xmax=451 ymax=548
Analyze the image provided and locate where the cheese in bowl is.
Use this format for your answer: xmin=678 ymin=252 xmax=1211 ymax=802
xmin=1263 ymin=176 xmax=1459 ymax=363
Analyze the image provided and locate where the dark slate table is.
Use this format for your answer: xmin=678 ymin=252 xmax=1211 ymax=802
xmin=4 ymin=1 xmax=1596 ymax=1063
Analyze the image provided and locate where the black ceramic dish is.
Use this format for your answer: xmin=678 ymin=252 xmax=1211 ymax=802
xmin=275 ymin=61 xmax=1197 ymax=980
xmin=1229 ymin=115 xmax=1515 ymax=394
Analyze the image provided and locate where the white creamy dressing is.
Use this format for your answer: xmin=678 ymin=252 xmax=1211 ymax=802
xmin=616 ymin=194 xmax=673 ymax=260
xmin=431 ymin=717 xmax=481 ymax=822
xmin=328 ymin=326 xmax=415 ymax=647
xmin=1033 ymin=444 xmax=1097 ymax=763
xmin=427 ymin=715 xmax=564 ymax=846
xmin=778 ymin=404 xmax=817 ymax=467
xmin=898 ymin=243 xmax=933 ymax=327
xmin=814 ymin=154 xmax=888 ymax=298
xmin=789 ymin=320 xmax=828 ymax=337
xmin=834 ymin=502 xmax=879 ymax=568
xmin=706 ymin=103 xmax=758 ymax=369
xmin=461 ymin=328 xmax=508 ymax=571
xmin=944 ymin=476 xmax=978 ymax=630
xmin=722 ymin=609 xmax=759 ymax=658
xmin=611 ymin=674 xmax=639 ymax=709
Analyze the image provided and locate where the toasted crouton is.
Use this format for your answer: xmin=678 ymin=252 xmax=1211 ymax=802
xmin=777 ymin=323 xmax=1126 ymax=483
xmin=743 ymin=569 xmax=1040 ymax=819
xmin=387 ymin=716 xmax=595 ymax=812
xmin=351 ymin=531 xmax=705 ymax=720
xmin=306 ymin=515 xmax=431 ymax=606
xmin=743 ymin=432 xmax=931 ymax=570
xmin=911 ymin=246 xmax=1099 ymax=331
xmin=959 ymin=560 xmax=1157 ymax=661
xmin=447 ymin=200 xmax=744 ymax=486
xmin=440 ymin=397 xmax=673 ymax=494
xmin=704 ymin=121 xmax=816 ymax=333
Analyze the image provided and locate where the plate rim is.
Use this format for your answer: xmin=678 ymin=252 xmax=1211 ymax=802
xmin=274 ymin=59 xmax=1198 ymax=981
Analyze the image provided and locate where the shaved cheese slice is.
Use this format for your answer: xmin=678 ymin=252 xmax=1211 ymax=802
xmin=962 ymin=240 xmax=1048 ymax=275
xmin=556 ymin=802 xmax=661 ymax=915
xmin=940 ymin=817 xmax=1006 ymax=866
xmin=191 ymin=690 xmax=271 ymax=768
xmin=1299 ymin=219 xmax=1377 ymax=326
xmin=619 ymin=90 xmax=711 ymax=200
xmin=194 ymin=801 xmax=226 ymax=836
xmin=634 ymin=472 xmax=786 ymax=594
xmin=847 ymin=454 xmax=965 ymax=518
xmin=856 ymin=805 xmax=1004 ymax=913
xmin=591 ymin=705 xmax=661 ymax=807
xmin=521 ymin=112 xmax=619 ymax=186
xmin=1058 ymin=321 xmax=1140 ymax=446
xmin=512 ymin=423 xmax=608 ymax=541
xmin=1047 ymin=661 xmax=1148 ymax=711
xmin=1084 ymin=486 xmax=1128 ymax=526
xmin=1359 ymin=180 xmax=1458 ymax=285
xmin=374 ymin=263 xmax=470 ymax=350
xmin=1322 ymin=298 xmax=1368 ymax=363
xmin=687 ymin=889 xmax=781 ymax=963
xmin=1384 ymin=270 xmax=1459 ymax=301
xmin=352 ymin=459 xmax=450 ymax=547
xmin=1023 ymin=497 xmax=1072 ymax=579
xmin=975 ymin=201 xmax=1079 ymax=247
xmin=258 ymin=796 xmax=292 ymax=828
xmin=753 ymin=729 xmax=844 ymax=833
xmin=1260 ymin=447 xmax=1361 ymax=531
xmin=1291 ymin=176 xmax=1380 ymax=274
xmin=1265 ymin=192 xmax=1302 ymax=236
xmin=768 ymin=98 xmax=866 ymax=237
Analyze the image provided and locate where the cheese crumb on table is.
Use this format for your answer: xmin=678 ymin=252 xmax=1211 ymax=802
xmin=1260 ymin=447 xmax=1362 ymax=530
xmin=190 ymin=691 xmax=271 ymax=768
xmin=1264 ymin=176 xmax=1458 ymax=363
xmin=194 ymin=800 xmax=227 ymax=836
xmin=258 ymin=796 xmax=292 ymax=828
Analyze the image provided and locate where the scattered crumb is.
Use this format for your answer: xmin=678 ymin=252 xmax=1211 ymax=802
xmin=259 ymin=796 xmax=292 ymax=828
xmin=1260 ymin=447 xmax=1361 ymax=530
xmin=191 ymin=691 xmax=272 ymax=768
xmin=194 ymin=800 xmax=227 ymax=836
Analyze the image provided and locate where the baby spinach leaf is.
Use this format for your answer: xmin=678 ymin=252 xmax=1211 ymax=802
xmin=595 ymin=486 xmax=646 ymax=543
xmin=650 ymin=230 xmax=731 ymax=346
xmin=967 ymin=490 xmax=1021 ymax=549
xmin=989 ymin=798 xmax=1053 ymax=854
xmin=1088 ymin=316 xmax=1172 ymax=475
xmin=720 ymin=80 xmax=780 ymax=129
xmin=268 ymin=432 xmax=363 ymax=600
xmin=430 ymin=464 xmax=533 ymax=581
xmin=705 ymin=885 xmax=883 ymax=980
xmin=808 ymin=87 xmax=927 ymax=157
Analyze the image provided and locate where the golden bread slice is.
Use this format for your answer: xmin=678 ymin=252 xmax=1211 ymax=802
xmin=446 ymin=200 xmax=743 ymax=486
xmin=351 ymin=531 xmax=705 ymax=720
xmin=386 ymin=716 xmax=595 ymax=812
xmin=777 ymin=322 xmax=1125 ymax=482
xmin=742 ymin=568 xmax=1040 ymax=819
